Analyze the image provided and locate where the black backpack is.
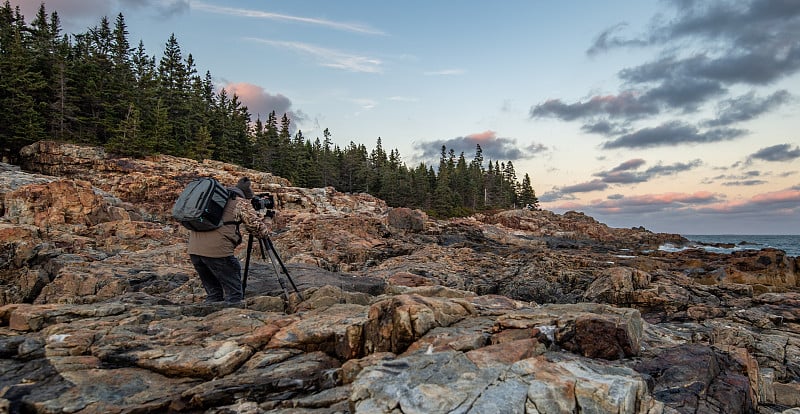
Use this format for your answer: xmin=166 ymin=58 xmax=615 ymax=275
xmin=172 ymin=177 xmax=232 ymax=231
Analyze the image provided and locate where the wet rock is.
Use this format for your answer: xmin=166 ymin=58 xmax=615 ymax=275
xmin=633 ymin=344 xmax=755 ymax=414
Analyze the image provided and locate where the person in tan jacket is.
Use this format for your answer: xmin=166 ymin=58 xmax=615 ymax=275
xmin=188 ymin=177 xmax=272 ymax=306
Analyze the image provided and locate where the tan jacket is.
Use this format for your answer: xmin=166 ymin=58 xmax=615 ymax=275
xmin=187 ymin=195 xmax=272 ymax=258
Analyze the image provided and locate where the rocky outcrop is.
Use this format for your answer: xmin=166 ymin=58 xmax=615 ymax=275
xmin=1 ymin=141 xmax=799 ymax=413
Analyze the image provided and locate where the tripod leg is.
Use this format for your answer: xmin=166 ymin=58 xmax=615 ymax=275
xmin=242 ymin=234 xmax=254 ymax=291
xmin=259 ymin=237 xmax=290 ymax=300
xmin=263 ymin=237 xmax=304 ymax=301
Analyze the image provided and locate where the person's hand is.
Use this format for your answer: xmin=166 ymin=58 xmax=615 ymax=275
xmin=259 ymin=222 xmax=273 ymax=238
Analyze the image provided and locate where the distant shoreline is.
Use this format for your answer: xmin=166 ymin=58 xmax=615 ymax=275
xmin=666 ymin=234 xmax=800 ymax=257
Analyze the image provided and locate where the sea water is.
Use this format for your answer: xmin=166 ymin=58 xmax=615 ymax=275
xmin=660 ymin=235 xmax=800 ymax=257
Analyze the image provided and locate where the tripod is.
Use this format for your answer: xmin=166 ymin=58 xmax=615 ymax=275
xmin=242 ymin=233 xmax=304 ymax=301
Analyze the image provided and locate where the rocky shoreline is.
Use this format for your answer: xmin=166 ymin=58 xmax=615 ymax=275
xmin=1 ymin=141 xmax=798 ymax=413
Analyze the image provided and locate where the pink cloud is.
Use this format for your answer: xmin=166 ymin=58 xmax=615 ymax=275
xmin=678 ymin=187 xmax=800 ymax=214
xmin=14 ymin=0 xmax=108 ymax=18
xmin=752 ymin=188 xmax=800 ymax=204
xmin=466 ymin=130 xmax=497 ymax=142
xmin=222 ymin=82 xmax=294 ymax=120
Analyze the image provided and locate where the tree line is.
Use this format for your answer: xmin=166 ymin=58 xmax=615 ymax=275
xmin=0 ymin=3 xmax=538 ymax=217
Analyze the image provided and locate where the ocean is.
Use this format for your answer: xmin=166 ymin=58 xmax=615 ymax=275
xmin=659 ymin=235 xmax=800 ymax=257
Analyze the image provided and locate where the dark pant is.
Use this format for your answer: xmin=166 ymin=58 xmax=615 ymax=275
xmin=189 ymin=254 xmax=243 ymax=303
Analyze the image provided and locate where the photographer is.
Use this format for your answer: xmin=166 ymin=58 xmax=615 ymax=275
xmin=187 ymin=177 xmax=273 ymax=307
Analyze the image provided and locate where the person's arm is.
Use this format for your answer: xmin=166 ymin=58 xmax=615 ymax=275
xmin=234 ymin=198 xmax=273 ymax=238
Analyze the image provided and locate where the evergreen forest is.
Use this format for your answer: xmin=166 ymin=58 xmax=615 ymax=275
xmin=0 ymin=3 xmax=539 ymax=217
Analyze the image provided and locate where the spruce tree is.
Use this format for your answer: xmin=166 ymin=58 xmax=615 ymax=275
xmin=0 ymin=2 xmax=47 ymax=155
xmin=518 ymin=173 xmax=539 ymax=209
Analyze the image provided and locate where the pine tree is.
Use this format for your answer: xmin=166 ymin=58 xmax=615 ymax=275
xmin=518 ymin=173 xmax=539 ymax=209
xmin=0 ymin=4 xmax=546 ymax=214
xmin=157 ymin=33 xmax=188 ymax=153
xmin=188 ymin=125 xmax=214 ymax=160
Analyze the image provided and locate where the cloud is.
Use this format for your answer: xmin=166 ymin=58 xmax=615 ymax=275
xmin=530 ymin=92 xmax=659 ymax=121
xmin=586 ymin=23 xmax=648 ymax=56
xmin=533 ymin=0 xmax=800 ymax=152
xmin=703 ymin=170 xmax=767 ymax=186
xmin=548 ymin=190 xmax=722 ymax=215
xmin=247 ymin=38 xmax=382 ymax=73
xmin=543 ymin=185 xmax=800 ymax=233
xmin=412 ymin=130 xmax=548 ymax=164
xmin=560 ymin=180 xmax=609 ymax=194
xmin=704 ymin=90 xmax=792 ymax=127
xmin=15 ymin=0 xmax=189 ymax=31
xmin=192 ymin=2 xmax=384 ymax=35
xmin=696 ymin=187 xmax=800 ymax=214
xmin=722 ymin=180 xmax=767 ymax=186
xmin=602 ymin=121 xmax=747 ymax=149
xmin=543 ymin=158 xmax=703 ymax=202
xmin=589 ymin=1 xmax=800 ymax=62
xmin=609 ymin=158 xmax=646 ymax=172
xmin=581 ymin=120 xmax=631 ymax=136
xmin=645 ymin=159 xmax=704 ymax=175
xmin=748 ymin=143 xmax=800 ymax=162
xmin=221 ymin=82 xmax=305 ymax=128
xmin=147 ymin=0 xmax=189 ymax=19
xmin=597 ymin=158 xmax=703 ymax=183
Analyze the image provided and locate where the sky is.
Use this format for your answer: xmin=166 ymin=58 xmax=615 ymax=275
xmin=11 ymin=0 xmax=800 ymax=235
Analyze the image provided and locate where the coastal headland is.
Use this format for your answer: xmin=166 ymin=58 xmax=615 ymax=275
xmin=1 ymin=141 xmax=798 ymax=413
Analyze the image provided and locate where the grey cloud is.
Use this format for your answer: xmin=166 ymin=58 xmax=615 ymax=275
xmin=665 ymin=0 xmax=800 ymax=48
xmin=537 ymin=190 xmax=577 ymax=203
xmin=223 ymin=83 xmax=307 ymax=134
xmin=537 ymin=0 xmax=800 ymax=145
xmin=594 ymin=158 xmax=702 ymax=184
xmin=587 ymin=23 xmax=648 ymax=56
xmin=596 ymin=171 xmax=648 ymax=184
xmin=413 ymin=135 xmax=548 ymax=164
xmin=24 ymin=0 xmax=190 ymax=30
xmin=538 ymin=179 xmax=609 ymax=202
xmin=560 ymin=180 xmax=609 ymax=194
xmin=640 ymin=76 xmax=726 ymax=111
xmin=579 ymin=191 xmax=723 ymax=217
xmin=607 ymin=1 xmax=800 ymax=86
xmin=114 ymin=0 xmax=190 ymax=19
xmin=602 ymin=121 xmax=747 ymax=149
xmin=722 ymin=180 xmax=768 ymax=186
xmin=592 ymin=0 xmax=800 ymax=60
xmin=250 ymin=94 xmax=292 ymax=120
xmin=119 ymin=0 xmax=151 ymax=8
xmin=705 ymin=90 xmax=791 ymax=127
xmin=530 ymin=92 xmax=659 ymax=121
xmin=545 ymin=158 xmax=704 ymax=202
xmin=704 ymin=170 xmax=764 ymax=185
xmin=610 ymin=158 xmax=646 ymax=172
xmin=581 ymin=120 xmax=631 ymax=136
xmin=749 ymin=143 xmax=800 ymax=162
xmin=645 ymin=159 xmax=703 ymax=176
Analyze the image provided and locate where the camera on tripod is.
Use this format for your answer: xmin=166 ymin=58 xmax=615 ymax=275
xmin=251 ymin=192 xmax=276 ymax=217
xmin=250 ymin=193 xmax=275 ymax=217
